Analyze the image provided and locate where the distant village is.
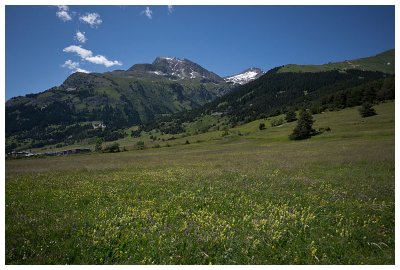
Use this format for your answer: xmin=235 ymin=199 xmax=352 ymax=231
xmin=6 ymin=121 xmax=106 ymax=158
xmin=7 ymin=148 xmax=91 ymax=158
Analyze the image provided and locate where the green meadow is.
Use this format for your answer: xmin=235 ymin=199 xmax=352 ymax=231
xmin=5 ymin=102 xmax=395 ymax=264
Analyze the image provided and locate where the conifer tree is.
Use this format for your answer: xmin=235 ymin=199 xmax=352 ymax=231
xmin=289 ymin=109 xmax=315 ymax=140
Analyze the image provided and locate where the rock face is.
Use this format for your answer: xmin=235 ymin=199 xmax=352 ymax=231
xmin=128 ymin=57 xmax=224 ymax=82
xmin=224 ymin=68 xmax=264 ymax=85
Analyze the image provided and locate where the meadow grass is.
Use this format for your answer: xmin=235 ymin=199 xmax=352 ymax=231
xmin=5 ymin=102 xmax=395 ymax=264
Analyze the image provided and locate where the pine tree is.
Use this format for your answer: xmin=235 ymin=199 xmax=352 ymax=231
xmin=285 ymin=110 xmax=297 ymax=122
xmin=359 ymin=102 xmax=377 ymax=118
xmin=289 ymin=109 xmax=315 ymax=140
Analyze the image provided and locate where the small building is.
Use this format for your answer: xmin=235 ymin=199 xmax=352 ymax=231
xmin=9 ymin=151 xmax=34 ymax=157
xmin=92 ymin=122 xmax=106 ymax=129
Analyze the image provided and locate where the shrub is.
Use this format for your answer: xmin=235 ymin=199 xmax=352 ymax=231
xmin=95 ymin=138 xmax=103 ymax=152
xmin=131 ymin=129 xmax=141 ymax=138
xmin=285 ymin=110 xmax=297 ymax=122
xmin=259 ymin=123 xmax=266 ymax=130
xmin=317 ymin=127 xmax=331 ymax=134
xmin=359 ymin=102 xmax=377 ymax=118
xmin=136 ymin=141 xmax=145 ymax=150
xmin=221 ymin=130 xmax=229 ymax=137
xmin=103 ymin=142 xmax=120 ymax=153
xmin=271 ymin=118 xmax=284 ymax=127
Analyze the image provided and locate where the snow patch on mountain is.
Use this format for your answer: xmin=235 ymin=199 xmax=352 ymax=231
xmin=148 ymin=71 xmax=166 ymax=76
xmin=224 ymin=68 xmax=263 ymax=85
xmin=128 ymin=56 xmax=224 ymax=82
xmin=159 ymin=56 xmax=175 ymax=61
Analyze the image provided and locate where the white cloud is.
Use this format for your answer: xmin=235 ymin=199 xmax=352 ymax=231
xmin=57 ymin=5 xmax=68 ymax=11
xmin=79 ymin=13 xmax=102 ymax=28
xmin=62 ymin=60 xmax=80 ymax=70
xmin=61 ymin=60 xmax=90 ymax=73
xmin=141 ymin=7 xmax=153 ymax=19
xmin=63 ymin=45 xmax=93 ymax=58
xmin=75 ymin=31 xmax=87 ymax=43
xmin=168 ymin=5 xmax=173 ymax=14
xmin=56 ymin=5 xmax=72 ymax=21
xmin=85 ymin=55 xmax=122 ymax=67
xmin=63 ymin=45 xmax=122 ymax=68
xmin=75 ymin=68 xmax=90 ymax=74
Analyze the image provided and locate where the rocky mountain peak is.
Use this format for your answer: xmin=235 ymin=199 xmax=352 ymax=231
xmin=128 ymin=57 xmax=223 ymax=82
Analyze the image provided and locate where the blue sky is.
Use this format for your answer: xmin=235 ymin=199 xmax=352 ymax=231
xmin=6 ymin=5 xmax=395 ymax=100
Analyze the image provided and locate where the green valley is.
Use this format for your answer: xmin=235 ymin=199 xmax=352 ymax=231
xmin=5 ymin=5 xmax=396 ymax=266
xmin=5 ymin=48 xmax=396 ymax=265
xmin=5 ymin=101 xmax=395 ymax=264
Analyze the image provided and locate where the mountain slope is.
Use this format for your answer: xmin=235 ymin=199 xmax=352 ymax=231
xmin=6 ymin=57 xmax=232 ymax=150
xmin=211 ymin=69 xmax=393 ymax=124
xmin=277 ymin=49 xmax=395 ymax=74
xmin=147 ymin=67 xmax=394 ymax=134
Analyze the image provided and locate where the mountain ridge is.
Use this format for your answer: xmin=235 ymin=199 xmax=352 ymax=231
xmin=5 ymin=48 xmax=395 ymax=152
xmin=277 ymin=49 xmax=395 ymax=74
xmin=5 ymin=57 xmax=234 ymax=146
xmin=128 ymin=56 xmax=224 ymax=83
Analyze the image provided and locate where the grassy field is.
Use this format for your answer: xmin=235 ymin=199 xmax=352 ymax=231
xmin=277 ymin=49 xmax=394 ymax=74
xmin=5 ymin=102 xmax=395 ymax=264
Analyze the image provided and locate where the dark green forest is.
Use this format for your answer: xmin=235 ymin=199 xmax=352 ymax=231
xmin=144 ymin=69 xmax=394 ymax=133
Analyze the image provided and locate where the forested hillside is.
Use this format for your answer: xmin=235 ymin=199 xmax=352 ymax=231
xmin=146 ymin=68 xmax=394 ymax=133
